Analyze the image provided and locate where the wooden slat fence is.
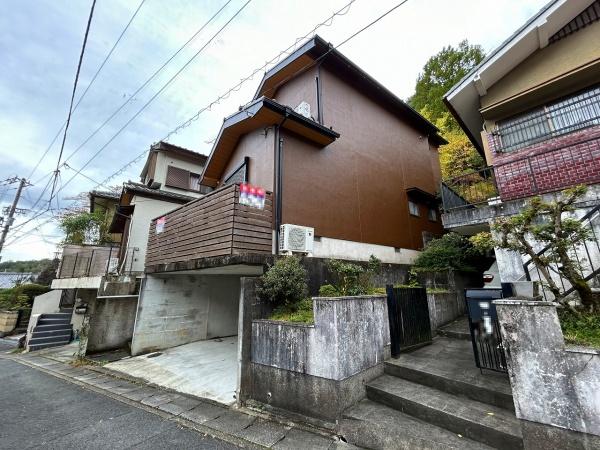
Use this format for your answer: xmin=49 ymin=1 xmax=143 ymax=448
xmin=145 ymin=184 xmax=273 ymax=268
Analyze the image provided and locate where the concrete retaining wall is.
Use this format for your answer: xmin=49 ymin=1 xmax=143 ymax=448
xmin=495 ymin=299 xmax=600 ymax=442
xmin=427 ymin=291 xmax=465 ymax=331
xmin=249 ymin=295 xmax=390 ymax=420
xmin=86 ymin=296 xmax=138 ymax=353
xmin=131 ymin=274 xmax=240 ymax=355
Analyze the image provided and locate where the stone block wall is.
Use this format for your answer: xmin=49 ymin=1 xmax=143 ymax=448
xmin=495 ymin=299 xmax=600 ymax=439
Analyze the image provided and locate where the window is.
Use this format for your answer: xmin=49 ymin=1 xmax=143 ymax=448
xmin=165 ymin=165 xmax=205 ymax=192
xmin=428 ymin=207 xmax=437 ymax=222
xmin=497 ymin=84 xmax=600 ymax=152
xmin=408 ymin=200 xmax=420 ymax=217
xmin=222 ymin=157 xmax=248 ymax=186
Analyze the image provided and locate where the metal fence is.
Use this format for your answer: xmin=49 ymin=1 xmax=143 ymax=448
xmin=57 ymin=246 xmax=119 ymax=278
xmin=440 ymin=167 xmax=499 ymax=211
xmin=494 ymin=84 xmax=600 ymax=153
xmin=386 ymin=286 xmax=432 ymax=357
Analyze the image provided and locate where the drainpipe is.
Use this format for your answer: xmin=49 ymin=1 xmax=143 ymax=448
xmin=274 ymin=114 xmax=288 ymax=254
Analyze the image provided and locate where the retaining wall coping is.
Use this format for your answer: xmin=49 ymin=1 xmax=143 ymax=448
xmin=494 ymin=299 xmax=556 ymax=307
xmin=312 ymin=295 xmax=386 ymax=302
xmin=252 ymin=319 xmax=315 ymax=328
xmin=565 ymin=345 xmax=600 ymax=355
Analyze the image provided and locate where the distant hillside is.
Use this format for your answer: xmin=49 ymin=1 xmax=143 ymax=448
xmin=0 ymin=259 xmax=52 ymax=273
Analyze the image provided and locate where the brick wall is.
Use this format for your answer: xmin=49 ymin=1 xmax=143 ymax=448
xmin=486 ymin=125 xmax=600 ymax=201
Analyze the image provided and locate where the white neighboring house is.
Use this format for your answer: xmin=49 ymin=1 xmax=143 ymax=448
xmin=27 ymin=141 xmax=209 ymax=353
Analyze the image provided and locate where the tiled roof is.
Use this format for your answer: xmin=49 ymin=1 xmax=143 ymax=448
xmin=0 ymin=272 xmax=36 ymax=288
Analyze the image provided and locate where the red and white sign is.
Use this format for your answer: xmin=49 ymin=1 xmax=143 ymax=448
xmin=156 ymin=216 xmax=166 ymax=234
xmin=239 ymin=183 xmax=265 ymax=209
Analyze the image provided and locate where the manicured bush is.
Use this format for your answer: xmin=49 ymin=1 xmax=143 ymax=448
xmin=18 ymin=284 xmax=51 ymax=302
xmin=258 ymin=256 xmax=308 ymax=306
xmin=413 ymin=233 xmax=481 ymax=272
xmin=318 ymin=284 xmax=339 ymax=297
xmin=0 ymin=293 xmax=29 ymax=311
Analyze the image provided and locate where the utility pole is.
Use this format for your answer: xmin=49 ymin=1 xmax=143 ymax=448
xmin=0 ymin=177 xmax=28 ymax=261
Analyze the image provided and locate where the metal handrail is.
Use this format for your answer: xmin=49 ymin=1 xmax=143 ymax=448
xmin=523 ymin=204 xmax=600 ymax=300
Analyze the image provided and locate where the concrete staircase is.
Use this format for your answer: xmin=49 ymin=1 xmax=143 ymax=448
xmin=28 ymin=309 xmax=73 ymax=351
xmin=339 ymin=336 xmax=522 ymax=449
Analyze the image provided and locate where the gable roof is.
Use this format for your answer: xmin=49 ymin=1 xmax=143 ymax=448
xmin=200 ymin=96 xmax=340 ymax=187
xmin=444 ymin=0 xmax=597 ymax=152
xmin=254 ymin=35 xmax=446 ymax=146
xmin=140 ymin=141 xmax=208 ymax=179
xmin=121 ymin=181 xmax=196 ymax=204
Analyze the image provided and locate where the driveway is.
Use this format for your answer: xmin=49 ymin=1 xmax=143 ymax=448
xmin=0 ymin=358 xmax=240 ymax=449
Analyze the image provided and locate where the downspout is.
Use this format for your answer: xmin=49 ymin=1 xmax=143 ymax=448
xmin=274 ymin=114 xmax=288 ymax=254
xmin=316 ymin=61 xmax=324 ymax=124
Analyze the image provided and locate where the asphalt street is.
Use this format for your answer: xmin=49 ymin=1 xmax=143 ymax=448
xmin=0 ymin=358 xmax=241 ymax=449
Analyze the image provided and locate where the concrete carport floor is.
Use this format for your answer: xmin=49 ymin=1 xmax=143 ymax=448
xmin=106 ymin=336 xmax=239 ymax=405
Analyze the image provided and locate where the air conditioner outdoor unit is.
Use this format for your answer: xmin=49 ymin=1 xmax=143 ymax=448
xmin=279 ymin=224 xmax=314 ymax=255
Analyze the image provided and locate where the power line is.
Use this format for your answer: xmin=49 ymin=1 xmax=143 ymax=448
xmin=10 ymin=0 xmax=405 ymax=245
xmin=89 ymin=0 xmax=360 ymax=189
xmin=55 ymin=0 xmax=253 ymax=197
xmin=58 ymin=0 xmax=235 ymax=172
xmin=50 ymin=0 xmax=97 ymax=201
xmin=27 ymin=0 xmax=148 ymax=181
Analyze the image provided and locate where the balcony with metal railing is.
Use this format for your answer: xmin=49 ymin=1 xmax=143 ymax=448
xmin=56 ymin=245 xmax=139 ymax=279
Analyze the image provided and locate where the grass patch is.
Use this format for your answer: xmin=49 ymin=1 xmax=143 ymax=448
xmin=10 ymin=347 xmax=24 ymax=354
xmin=70 ymin=357 xmax=108 ymax=367
xmin=426 ymin=288 xmax=451 ymax=294
xmin=269 ymin=298 xmax=314 ymax=324
xmin=558 ymin=309 xmax=600 ymax=348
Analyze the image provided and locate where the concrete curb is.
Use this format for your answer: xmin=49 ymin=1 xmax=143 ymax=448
xmin=4 ymin=352 xmax=351 ymax=450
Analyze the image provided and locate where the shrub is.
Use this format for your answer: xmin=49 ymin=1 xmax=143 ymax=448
xmin=18 ymin=284 xmax=51 ymax=303
xmin=0 ymin=293 xmax=29 ymax=311
xmin=318 ymin=284 xmax=339 ymax=297
xmin=558 ymin=309 xmax=600 ymax=348
xmin=269 ymin=298 xmax=314 ymax=324
xmin=413 ymin=233 xmax=480 ymax=272
xmin=324 ymin=255 xmax=382 ymax=296
xmin=258 ymin=256 xmax=308 ymax=307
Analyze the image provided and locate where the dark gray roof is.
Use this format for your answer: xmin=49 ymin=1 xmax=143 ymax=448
xmin=123 ymin=182 xmax=196 ymax=203
xmin=0 ymin=272 xmax=36 ymax=288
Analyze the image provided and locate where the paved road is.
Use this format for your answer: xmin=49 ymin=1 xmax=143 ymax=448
xmin=0 ymin=358 xmax=241 ymax=449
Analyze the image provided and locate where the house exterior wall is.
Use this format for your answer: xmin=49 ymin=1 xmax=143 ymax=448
xmin=149 ymin=151 xmax=204 ymax=197
xmin=275 ymin=66 xmax=443 ymax=250
xmin=220 ymin=128 xmax=275 ymax=191
xmin=481 ymin=20 xmax=600 ymax=117
xmin=127 ymin=195 xmax=186 ymax=273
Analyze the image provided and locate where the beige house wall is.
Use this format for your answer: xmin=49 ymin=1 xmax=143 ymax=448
xmin=481 ymin=20 xmax=600 ymax=123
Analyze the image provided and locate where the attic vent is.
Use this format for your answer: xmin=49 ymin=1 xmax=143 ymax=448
xmin=294 ymin=101 xmax=311 ymax=119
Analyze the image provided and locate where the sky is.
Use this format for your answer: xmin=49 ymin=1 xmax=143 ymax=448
xmin=0 ymin=0 xmax=549 ymax=262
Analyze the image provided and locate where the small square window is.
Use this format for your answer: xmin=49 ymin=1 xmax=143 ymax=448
xmin=428 ymin=208 xmax=437 ymax=222
xmin=408 ymin=200 xmax=420 ymax=217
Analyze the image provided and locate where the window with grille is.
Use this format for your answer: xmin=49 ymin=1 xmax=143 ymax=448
xmin=497 ymin=84 xmax=600 ymax=152
xmin=222 ymin=157 xmax=248 ymax=186
xmin=428 ymin=207 xmax=437 ymax=222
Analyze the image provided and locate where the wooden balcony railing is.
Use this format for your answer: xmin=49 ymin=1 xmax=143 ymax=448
xmin=145 ymin=183 xmax=273 ymax=270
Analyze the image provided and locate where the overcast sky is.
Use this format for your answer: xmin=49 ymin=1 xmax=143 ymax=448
xmin=0 ymin=0 xmax=548 ymax=262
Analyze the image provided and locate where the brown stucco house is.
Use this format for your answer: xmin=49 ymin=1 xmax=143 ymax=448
xmin=121 ymin=36 xmax=447 ymax=405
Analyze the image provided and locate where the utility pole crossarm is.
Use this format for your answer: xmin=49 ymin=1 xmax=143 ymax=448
xmin=0 ymin=177 xmax=29 ymax=261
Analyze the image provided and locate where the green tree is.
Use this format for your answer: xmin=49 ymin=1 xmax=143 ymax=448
xmin=409 ymin=40 xmax=484 ymax=130
xmin=470 ymin=186 xmax=598 ymax=312
xmin=59 ymin=210 xmax=112 ymax=245
xmin=410 ymin=40 xmax=486 ymax=180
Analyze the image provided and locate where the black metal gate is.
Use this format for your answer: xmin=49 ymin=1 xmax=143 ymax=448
xmin=386 ymin=286 xmax=432 ymax=357
xmin=465 ymin=288 xmax=508 ymax=374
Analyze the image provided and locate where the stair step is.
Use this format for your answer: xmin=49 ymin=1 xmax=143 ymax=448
xmin=38 ymin=318 xmax=71 ymax=326
xmin=31 ymin=330 xmax=69 ymax=339
xmin=385 ymin=358 xmax=514 ymax=412
xmin=340 ymin=399 xmax=492 ymax=450
xmin=34 ymin=324 xmax=73 ymax=332
xmin=366 ymin=375 xmax=522 ymax=450
xmin=28 ymin=334 xmax=72 ymax=345
xmin=42 ymin=313 xmax=72 ymax=319
xmin=28 ymin=341 xmax=71 ymax=351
